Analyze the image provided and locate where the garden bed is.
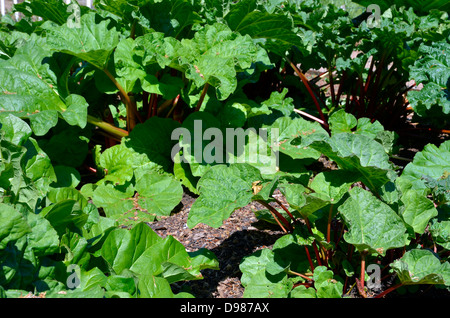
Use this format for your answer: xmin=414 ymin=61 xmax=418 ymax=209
xmin=152 ymin=188 xmax=450 ymax=299
xmin=1 ymin=0 xmax=449 ymax=299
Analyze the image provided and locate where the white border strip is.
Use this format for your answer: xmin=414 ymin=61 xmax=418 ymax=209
xmin=1 ymin=0 xmax=6 ymax=17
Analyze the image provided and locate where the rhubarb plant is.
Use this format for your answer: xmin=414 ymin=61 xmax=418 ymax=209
xmin=187 ymin=112 xmax=449 ymax=297
xmin=0 ymin=120 xmax=218 ymax=298
xmin=0 ymin=0 xmax=449 ymax=299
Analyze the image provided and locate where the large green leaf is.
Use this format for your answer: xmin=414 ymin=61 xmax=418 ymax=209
xmin=91 ymin=183 xmax=134 ymax=219
xmin=408 ymin=41 xmax=450 ymax=127
xmin=279 ymin=169 xmax=355 ymax=220
xmin=280 ymin=181 xmax=337 ymax=220
xmin=269 ymin=116 xmax=328 ymax=161
xmin=390 ymin=249 xmax=450 ymax=286
xmin=328 ymin=110 xmax=389 ymax=142
xmin=61 ymin=230 xmax=90 ymax=268
xmin=130 ymin=236 xmax=217 ymax=284
xmin=0 ymin=205 xmax=61 ymax=290
xmin=92 ymin=172 xmax=182 ymax=225
xmin=309 ymin=133 xmax=394 ymax=192
xmin=0 ymin=114 xmax=32 ymax=146
xmin=0 ymin=237 xmax=36 ymax=289
xmin=176 ymin=23 xmax=262 ymax=100
xmin=94 ymin=0 xmax=139 ymax=23
xmin=175 ymin=111 xmax=222 ymax=177
xmin=422 ymin=174 xmax=450 ymax=206
xmin=43 ymin=12 xmax=120 ymax=70
xmin=134 ymin=32 xmax=182 ymax=69
xmin=225 ymin=0 xmax=300 ymax=56
xmin=429 ymin=220 xmax=450 ymax=250
xmin=14 ymin=0 xmax=89 ymax=25
xmin=399 ymin=189 xmax=438 ymax=234
xmin=136 ymin=0 xmax=202 ymax=38
xmin=187 ymin=164 xmax=262 ymax=228
xmin=0 ymin=130 xmax=56 ymax=210
xmin=23 ymin=137 xmax=57 ymax=196
xmin=173 ymin=152 xmax=199 ymax=195
xmin=399 ymin=140 xmax=450 ymax=194
xmin=0 ymin=30 xmax=30 ymax=60
xmin=270 ymin=229 xmax=314 ymax=274
xmin=137 ymin=275 xmax=178 ymax=298
xmin=101 ymin=223 xmax=218 ymax=296
xmin=24 ymin=208 xmax=59 ymax=257
xmin=312 ymin=266 xmax=344 ymax=298
xmin=109 ymin=34 xmax=184 ymax=96
xmin=41 ymin=199 xmax=88 ymax=236
xmin=239 ymin=248 xmax=292 ymax=298
xmin=0 ymin=36 xmax=89 ymax=135
xmin=124 ymin=117 xmax=181 ymax=173
xmin=96 ymin=142 xmax=151 ymax=185
xmin=38 ymin=126 xmax=89 ymax=169
xmin=226 ymin=126 xmax=280 ymax=176
xmin=133 ymin=172 xmax=183 ymax=217
xmin=339 ymin=187 xmax=408 ymax=256
xmin=137 ymin=275 xmax=195 ymax=298
xmin=101 ymin=223 xmax=162 ymax=275
xmin=0 ymin=203 xmax=31 ymax=249
xmin=0 ymin=137 xmax=30 ymax=207
xmin=309 ymin=170 xmax=355 ymax=203
xmin=239 ymin=232 xmax=341 ymax=298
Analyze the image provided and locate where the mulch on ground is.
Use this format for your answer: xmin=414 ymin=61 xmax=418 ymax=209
xmin=148 ymin=191 xmax=285 ymax=298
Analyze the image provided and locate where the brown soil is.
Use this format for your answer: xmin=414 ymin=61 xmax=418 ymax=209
xmin=148 ymin=190 xmax=285 ymax=298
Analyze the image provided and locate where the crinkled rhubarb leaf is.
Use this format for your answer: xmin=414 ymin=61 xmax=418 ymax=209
xmin=329 ymin=110 xmax=389 ymax=142
xmin=187 ymin=164 xmax=262 ymax=228
xmin=14 ymin=0 xmax=88 ymax=25
xmin=390 ymin=249 xmax=450 ymax=286
xmin=176 ymin=23 xmax=261 ymax=100
xmin=39 ymin=126 xmax=89 ymax=168
xmin=430 ymin=220 xmax=450 ymax=250
xmin=270 ymin=116 xmax=328 ymax=161
xmin=399 ymin=189 xmax=438 ymax=234
xmin=239 ymin=248 xmax=292 ymax=298
xmin=408 ymin=41 xmax=450 ymax=127
xmin=309 ymin=170 xmax=355 ymax=203
xmin=225 ymin=2 xmax=300 ymax=56
xmin=0 ymin=129 xmax=56 ymax=210
xmin=124 ymin=116 xmax=181 ymax=173
xmin=339 ymin=187 xmax=408 ymax=256
xmin=92 ymin=171 xmax=182 ymax=225
xmin=94 ymin=0 xmax=139 ymax=23
xmin=400 ymin=140 xmax=450 ymax=192
xmin=174 ymin=111 xmax=222 ymax=177
xmin=0 ymin=203 xmax=31 ymax=249
xmin=309 ymin=133 xmax=394 ymax=192
xmin=313 ymin=266 xmax=344 ymax=298
xmin=0 ymin=113 xmax=32 ymax=146
xmin=0 ymin=36 xmax=89 ymax=135
xmin=43 ymin=12 xmax=120 ymax=70
xmin=96 ymin=142 xmax=156 ymax=186
xmin=136 ymin=0 xmax=202 ymax=38
xmin=41 ymin=200 xmax=88 ymax=236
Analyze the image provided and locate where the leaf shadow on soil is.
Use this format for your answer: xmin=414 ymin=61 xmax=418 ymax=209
xmin=171 ymin=227 xmax=284 ymax=298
